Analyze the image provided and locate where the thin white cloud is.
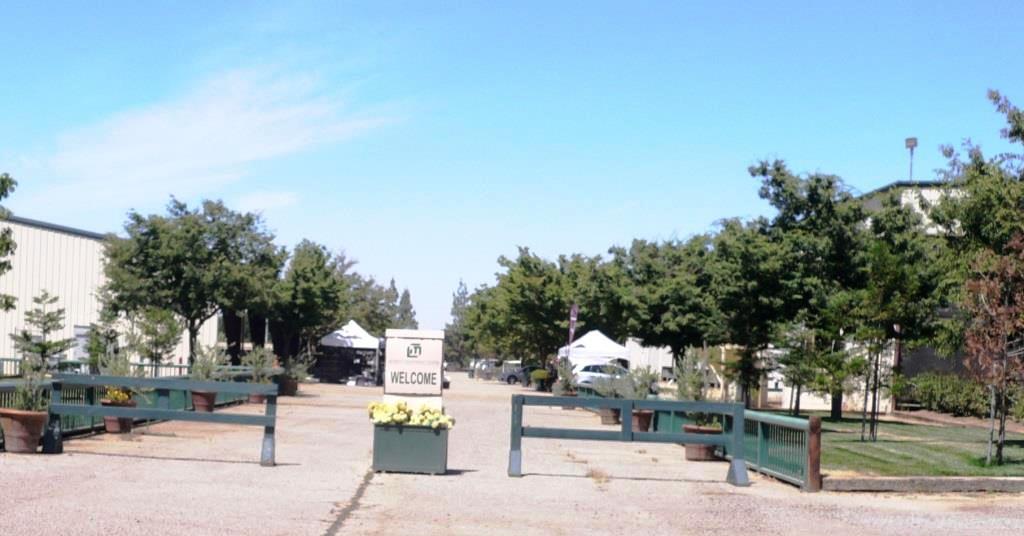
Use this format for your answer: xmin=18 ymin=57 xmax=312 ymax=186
xmin=236 ymin=190 xmax=300 ymax=213
xmin=17 ymin=68 xmax=385 ymax=217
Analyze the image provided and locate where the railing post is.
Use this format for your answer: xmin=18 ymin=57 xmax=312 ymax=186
xmin=806 ymin=416 xmax=821 ymax=492
xmin=621 ymin=399 xmax=633 ymax=441
xmin=42 ymin=381 xmax=63 ymax=454
xmin=508 ymin=395 xmax=523 ymax=477
xmin=260 ymin=394 xmax=277 ymax=467
xmin=757 ymin=421 xmax=765 ymax=470
xmin=726 ymin=404 xmax=750 ymax=486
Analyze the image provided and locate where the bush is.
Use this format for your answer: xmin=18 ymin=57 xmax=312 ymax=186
xmin=909 ymin=373 xmax=989 ymax=418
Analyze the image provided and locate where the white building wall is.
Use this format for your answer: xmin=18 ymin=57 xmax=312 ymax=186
xmin=0 ymin=217 xmax=216 ymax=363
xmin=625 ymin=337 xmax=674 ymax=377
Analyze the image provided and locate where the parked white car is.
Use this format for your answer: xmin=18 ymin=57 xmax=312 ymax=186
xmin=573 ymin=363 xmax=629 ymax=387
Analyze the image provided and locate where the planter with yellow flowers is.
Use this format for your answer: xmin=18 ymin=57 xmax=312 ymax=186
xmin=368 ymin=401 xmax=454 ymax=475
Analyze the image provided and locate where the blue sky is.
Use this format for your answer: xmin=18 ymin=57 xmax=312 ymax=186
xmin=2 ymin=2 xmax=1023 ymax=330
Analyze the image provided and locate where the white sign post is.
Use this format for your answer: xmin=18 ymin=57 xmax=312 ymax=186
xmin=383 ymin=329 xmax=445 ymax=409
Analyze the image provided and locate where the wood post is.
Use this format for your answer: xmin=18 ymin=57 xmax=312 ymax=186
xmin=807 ymin=416 xmax=822 ymax=492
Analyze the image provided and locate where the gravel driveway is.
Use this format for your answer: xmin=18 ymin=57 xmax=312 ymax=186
xmin=2 ymin=373 xmax=1022 ymax=535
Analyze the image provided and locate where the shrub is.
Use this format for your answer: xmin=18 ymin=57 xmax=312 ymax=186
xmin=909 ymin=373 xmax=989 ymax=418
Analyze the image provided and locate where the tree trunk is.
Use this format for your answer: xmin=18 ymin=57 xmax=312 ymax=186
xmin=269 ymin=320 xmax=292 ymax=361
xmin=188 ymin=321 xmax=199 ymax=366
xmin=997 ymin=390 xmax=1008 ymax=465
xmin=870 ymin=350 xmax=882 ymax=441
xmin=223 ymin=309 xmax=243 ymax=365
xmin=830 ymin=390 xmax=843 ymax=421
xmin=793 ymin=384 xmax=802 ymax=416
xmin=860 ymin=355 xmax=872 ymax=441
xmin=248 ymin=313 xmax=267 ymax=348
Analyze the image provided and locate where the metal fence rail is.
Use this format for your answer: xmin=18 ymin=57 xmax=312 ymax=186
xmin=0 ymin=373 xmax=253 ymax=451
xmin=569 ymin=387 xmax=822 ymax=491
xmin=509 ymin=394 xmax=751 ymax=486
xmin=720 ymin=410 xmax=821 ymax=491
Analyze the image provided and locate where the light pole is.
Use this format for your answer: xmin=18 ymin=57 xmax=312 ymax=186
xmin=905 ymin=137 xmax=918 ymax=181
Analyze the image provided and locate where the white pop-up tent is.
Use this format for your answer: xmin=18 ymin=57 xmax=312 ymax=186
xmin=557 ymin=330 xmax=629 ymax=368
xmin=320 ymin=320 xmax=380 ymax=349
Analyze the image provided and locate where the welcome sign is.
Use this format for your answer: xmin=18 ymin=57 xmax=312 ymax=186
xmin=384 ymin=329 xmax=445 ymax=397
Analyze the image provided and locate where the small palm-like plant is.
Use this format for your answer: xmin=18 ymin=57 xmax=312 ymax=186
xmin=191 ymin=345 xmax=228 ymax=382
xmin=242 ymin=347 xmax=275 ymax=384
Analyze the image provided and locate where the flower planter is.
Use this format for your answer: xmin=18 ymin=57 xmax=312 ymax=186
xmin=631 ymin=409 xmax=654 ymax=432
xmin=248 ymin=393 xmax=267 ymax=404
xmin=683 ymin=424 xmax=722 ymax=461
xmin=190 ymin=390 xmax=218 ymax=413
xmin=372 ymin=424 xmax=449 ymax=475
xmin=598 ymin=407 xmax=621 ymax=425
xmin=0 ymin=408 xmax=47 ymax=453
xmin=560 ymin=392 xmax=578 ymax=410
xmin=278 ymin=377 xmax=299 ymax=397
xmin=100 ymin=399 xmax=137 ymax=434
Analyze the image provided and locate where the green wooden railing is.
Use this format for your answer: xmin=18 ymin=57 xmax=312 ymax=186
xmin=509 ymin=395 xmax=751 ymax=486
xmin=0 ymin=371 xmax=255 ymax=451
xmin=718 ymin=410 xmax=821 ymax=491
xmin=571 ymin=387 xmax=821 ymax=491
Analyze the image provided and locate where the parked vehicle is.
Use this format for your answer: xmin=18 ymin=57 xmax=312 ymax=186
xmin=573 ymin=363 xmax=629 ymax=387
xmin=500 ymin=364 xmax=540 ymax=385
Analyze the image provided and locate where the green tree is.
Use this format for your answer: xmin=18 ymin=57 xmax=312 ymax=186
xmin=0 ymin=172 xmax=17 ymax=311
xmin=931 ymin=90 xmax=1024 ymax=463
xmin=395 ymin=288 xmax=418 ymax=328
xmin=126 ymin=308 xmax=183 ymax=366
xmin=104 ymin=199 xmax=229 ymax=363
xmin=444 ymin=280 xmax=473 ymax=365
xmin=10 ymin=290 xmax=76 ymax=366
xmin=270 ymin=240 xmax=344 ymax=359
xmin=853 ymin=193 xmax=942 ymax=438
xmin=709 ymin=218 xmax=800 ymax=406
xmin=612 ymin=236 xmax=724 ymax=361
xmin=751 ymin=160 xmax=868 ymax=418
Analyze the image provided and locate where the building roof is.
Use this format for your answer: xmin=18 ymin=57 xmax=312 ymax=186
xmin=860 ymin=180 xmax=945 ymax=199
xmin=4 ymin=215 xmax=107 ymax=241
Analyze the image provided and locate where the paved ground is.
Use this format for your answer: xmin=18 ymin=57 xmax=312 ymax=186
xmin=2 ymin=373 xmax=1023 ymax=535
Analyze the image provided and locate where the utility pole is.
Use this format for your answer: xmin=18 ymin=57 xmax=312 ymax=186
xmin=905 ymin=137 xmax=918 ymax=181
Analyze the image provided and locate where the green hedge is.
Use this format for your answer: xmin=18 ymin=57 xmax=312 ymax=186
xmin=907 ymin=372 xmax=1022 ymax=421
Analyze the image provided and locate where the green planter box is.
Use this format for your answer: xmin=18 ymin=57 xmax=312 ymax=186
xmin=372 ymin=424 xmax=449 ymax=475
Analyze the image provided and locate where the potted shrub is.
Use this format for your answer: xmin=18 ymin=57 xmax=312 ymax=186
xmin=683 ymin=419 xmax=722 ymax=461
xmin=0 ymin=353 xmax=48 ymax=453
xmin=189 ymin=345 xmax=227 ymax=412
xmin=673 ymin=350 xmax=721 ymax=461
xmin=529 ymin=368 xmax=550 ymax=392
xmin=241 ymin=347 xmax=275 ymax=403
xmin=97 ymin=350 xmax=144 ymax=434
xmin=552 ymin=358 xmax=578 ymax=409
xmin=369 ymin=401 xmax=454 ymax=474
xmin=621 ymin=367 xmax=659 ymax=432
xmin=1 ymin=291 xmax=76 ymax=453
xmin=592 ymin=376 xmax=623 ymax=424
xmin=278 ymin=352 xmax=313 ymax=397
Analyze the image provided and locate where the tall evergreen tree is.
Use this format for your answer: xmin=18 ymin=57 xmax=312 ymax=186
xmin=444 ymin=280 xmax=472 ymax=365
xmin=395 ymin=288 xmax=418 ymax=328
xmin=0 ymin=172 xmax=17 ymax=311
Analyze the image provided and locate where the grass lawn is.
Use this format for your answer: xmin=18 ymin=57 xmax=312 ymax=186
xmin=816 ymin=413 xmax=1024 ymax=477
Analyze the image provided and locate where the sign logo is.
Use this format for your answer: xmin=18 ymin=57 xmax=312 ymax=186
xmin=406 ymin=343 xmax=422 ymax=358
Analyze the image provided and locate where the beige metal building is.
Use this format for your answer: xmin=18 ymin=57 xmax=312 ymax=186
xmin=0 ymin=215 xmax=216 ymax=364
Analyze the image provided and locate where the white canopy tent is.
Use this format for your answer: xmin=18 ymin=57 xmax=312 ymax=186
xmin=320 ymin=320 xmax=380 ymax=350
xmin=557 ymin=330 xmax=629 ymax=368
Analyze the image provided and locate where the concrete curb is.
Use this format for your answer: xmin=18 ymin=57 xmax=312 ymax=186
xmin=824 ymin=476 xmax=1024 ymax=493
